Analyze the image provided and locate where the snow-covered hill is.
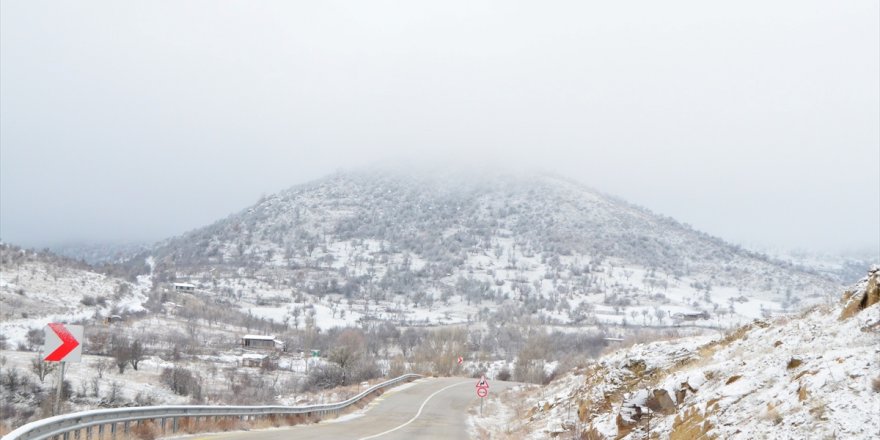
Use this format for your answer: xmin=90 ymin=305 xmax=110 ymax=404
xmin=131 ymin=170 xmax=840 ymax=331
xmin=480 ymin=267 xmax=880 ymax=439
xmin=0 ymin=244 xmax=149 ymax=348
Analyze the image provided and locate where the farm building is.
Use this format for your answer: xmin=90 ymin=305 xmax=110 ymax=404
xmin=240 ymin=353 xmax=269 ymax=368
xmin=241 ymin=334 xmax=283 ymax=350
xmin=672 ymin=311 xmax=710 ymax=322
xmin=173 ymin=283 xmax=196 ymax=292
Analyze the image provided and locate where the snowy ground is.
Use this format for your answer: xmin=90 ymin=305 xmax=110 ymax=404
xmin=0 ymin=258 xmax=149 ymax=348
xmin=481 ymin=272 xmax=880 ymax=439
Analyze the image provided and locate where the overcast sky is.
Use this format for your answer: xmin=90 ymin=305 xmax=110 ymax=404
xmin=1 ymin=0 xmax=878 ymax=255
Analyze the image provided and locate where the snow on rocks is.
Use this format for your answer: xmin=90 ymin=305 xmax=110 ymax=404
xmin=488 ymin=268 xmax=880 ymax=439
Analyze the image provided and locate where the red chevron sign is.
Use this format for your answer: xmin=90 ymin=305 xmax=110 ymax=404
xmin=43 ymin=323 xmax=83 ymax=362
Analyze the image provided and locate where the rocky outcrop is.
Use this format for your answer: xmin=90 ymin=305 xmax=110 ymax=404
xmin=645 ymin=389 xmax=677 ymax=415
xmin=839 ymin=266 xmax=879 ymax=320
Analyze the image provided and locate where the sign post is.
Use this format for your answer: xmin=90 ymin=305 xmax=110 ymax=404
xmin=43 ymin=323 xmax=83 ymax=415
xmin=476 ymin=376 xmax=490 ymax=416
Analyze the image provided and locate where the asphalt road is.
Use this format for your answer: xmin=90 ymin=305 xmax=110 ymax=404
xmin=189 ymin=377 xmax=514 ymax=440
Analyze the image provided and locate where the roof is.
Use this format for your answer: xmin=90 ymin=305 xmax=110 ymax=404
xmin=242 ymin=335 xmax=276 ymax=340
xmin=241 ymin=353 xmax=267 ymax=360
xmin=173 ymin=283 xmax=196 ymax=288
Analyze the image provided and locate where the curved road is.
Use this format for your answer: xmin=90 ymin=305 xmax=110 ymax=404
xmin=189 ymin=378 xmax=514 ymax=440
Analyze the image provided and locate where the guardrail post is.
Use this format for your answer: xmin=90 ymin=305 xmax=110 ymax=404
xmin=110 ymin=422 xmax=116 ymax=440
xmin=63 ymin=431 xmax=69 ymax=440
xmin=160 ymin=418 xmax=166 ymax=434
xmin=172 ymin=417 xmax=179 ymax=433
xmin=123 ymin=422 xmax=129 ymax=436
xmin=86 ymin=426 xmax=92 ymax=440
xmin=98 ymin=423 xmax=104 ymax=440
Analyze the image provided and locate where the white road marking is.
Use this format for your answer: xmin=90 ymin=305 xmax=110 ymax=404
xmin=357 ymin=381 xmax=469 ymax=440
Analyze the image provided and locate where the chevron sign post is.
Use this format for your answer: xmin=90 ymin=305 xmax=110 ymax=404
xmin=43 ymin=323 xmax=83 ymax=415
xmin=43 ymin=323 xmax=83 ymax=363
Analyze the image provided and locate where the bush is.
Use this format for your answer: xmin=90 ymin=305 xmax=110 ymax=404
xmin=131 ymin=421 xmax=158 ymax=440
xmin=349 ymin=360 xmax=382 ymax=384
xmin=303 ymin=364 xmax=345 ymax=391
xmin=161 ymin=367 xmax=202 ymax=400
xmin=495 ymin=368 xmax=511 ymax=381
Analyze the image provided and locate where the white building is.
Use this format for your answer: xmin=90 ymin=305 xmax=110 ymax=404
xmin=173 ymin=282 xmax=196 ymax=293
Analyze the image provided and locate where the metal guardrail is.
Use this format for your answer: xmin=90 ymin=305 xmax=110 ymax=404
xmin=3 ymin=374 xmax=422 ymax=440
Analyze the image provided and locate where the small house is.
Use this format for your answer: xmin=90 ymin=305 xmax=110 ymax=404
xmin=241 ymin=334 xmax=282 ymax=350
xmin=672 ymin=311 xmax=710 ymax=322
xmin=173 ymin=283 xmax=196 ymax=293
xmin=240 ymin=353 xmax=268 ymax=368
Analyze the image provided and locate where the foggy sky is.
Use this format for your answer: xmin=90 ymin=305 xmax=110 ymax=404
xmin=1 ymin=0 xmax=878 ymax=254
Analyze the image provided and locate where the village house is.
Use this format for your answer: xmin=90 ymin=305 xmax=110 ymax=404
xmin=240 ymin=353 xmax=269 ymax=368
xmin=241 ymin=334 xmax=283 ymax=350
xmin=173 ymin=282 xmax=196 ymax=293
xmin=672 ymin=311 xmax=710 ymax=322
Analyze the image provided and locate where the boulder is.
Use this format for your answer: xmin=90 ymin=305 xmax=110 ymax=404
xmin=646 ymin=388 xmax=677 ymax=415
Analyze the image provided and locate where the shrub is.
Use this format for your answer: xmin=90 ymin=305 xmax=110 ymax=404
xmin=303 ymin=364 xmax=345 ymax=391
xmin=161 ymin=367 xmax=202 ymax=400
xmin=495 ymin=368 xmax=511 ymax=381
xmin=131 ymin=421 xmax=157 ymax=440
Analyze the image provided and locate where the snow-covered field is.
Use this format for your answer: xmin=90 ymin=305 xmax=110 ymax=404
xmin=0 ymin=252 xmax=149 ymax=348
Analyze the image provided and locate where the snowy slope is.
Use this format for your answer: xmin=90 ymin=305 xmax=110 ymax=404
xmin=0 ymin=244 xmax=149 ymax=348
xmin=128 ymin=170 xmax=839 ymax=332
xmin=486 ymin=267 xmax=880 ymax=439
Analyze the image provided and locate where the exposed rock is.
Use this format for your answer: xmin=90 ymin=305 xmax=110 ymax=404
xmin=840 ymin=267 xmax=880 ymax=320
xmin=624 ymin=359 xmax=647 ymax=375
xmin=646 ymin=388 xmax=677 ymax=415
xmin=615 ymin=409 xmax=641 ymax=438
xmin=787 ymin=357 xmax=804 ymax=370
xmin=676 ymin=382 xmax=689 ymax=403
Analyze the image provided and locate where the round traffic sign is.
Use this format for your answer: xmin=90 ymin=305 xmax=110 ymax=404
xmin=477 ymin=387 xmax=488 ymax=398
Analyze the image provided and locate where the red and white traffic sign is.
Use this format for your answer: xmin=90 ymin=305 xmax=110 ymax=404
xmin=457 ymin=356 xmax=464 ymax=365
xmin=477 ymin=387 xmax=488 ymax=398
xmin=43 ymin=323 xmax=83 ymax=363
xmin=476 ymin=376 xmax=489 ymax=389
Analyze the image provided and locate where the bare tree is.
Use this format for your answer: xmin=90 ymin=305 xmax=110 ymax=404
xmin=128 ymin=340 xmax=146 ymax=371
xmin=91 ymin=359 xmax=112 ymax=379
xmin=111 ymin=337 xmax=131 ymax=374
xmin=328 ymin=330 xmax=365 ymax=385
xmin=30 ymin=355 xmax=57 ymax=383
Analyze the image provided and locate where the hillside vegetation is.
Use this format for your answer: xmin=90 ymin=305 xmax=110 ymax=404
xmin=477 ymin=267 xmax=879 ymax=439
xmin=134 ymin=170 xmax=838 ymax=331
